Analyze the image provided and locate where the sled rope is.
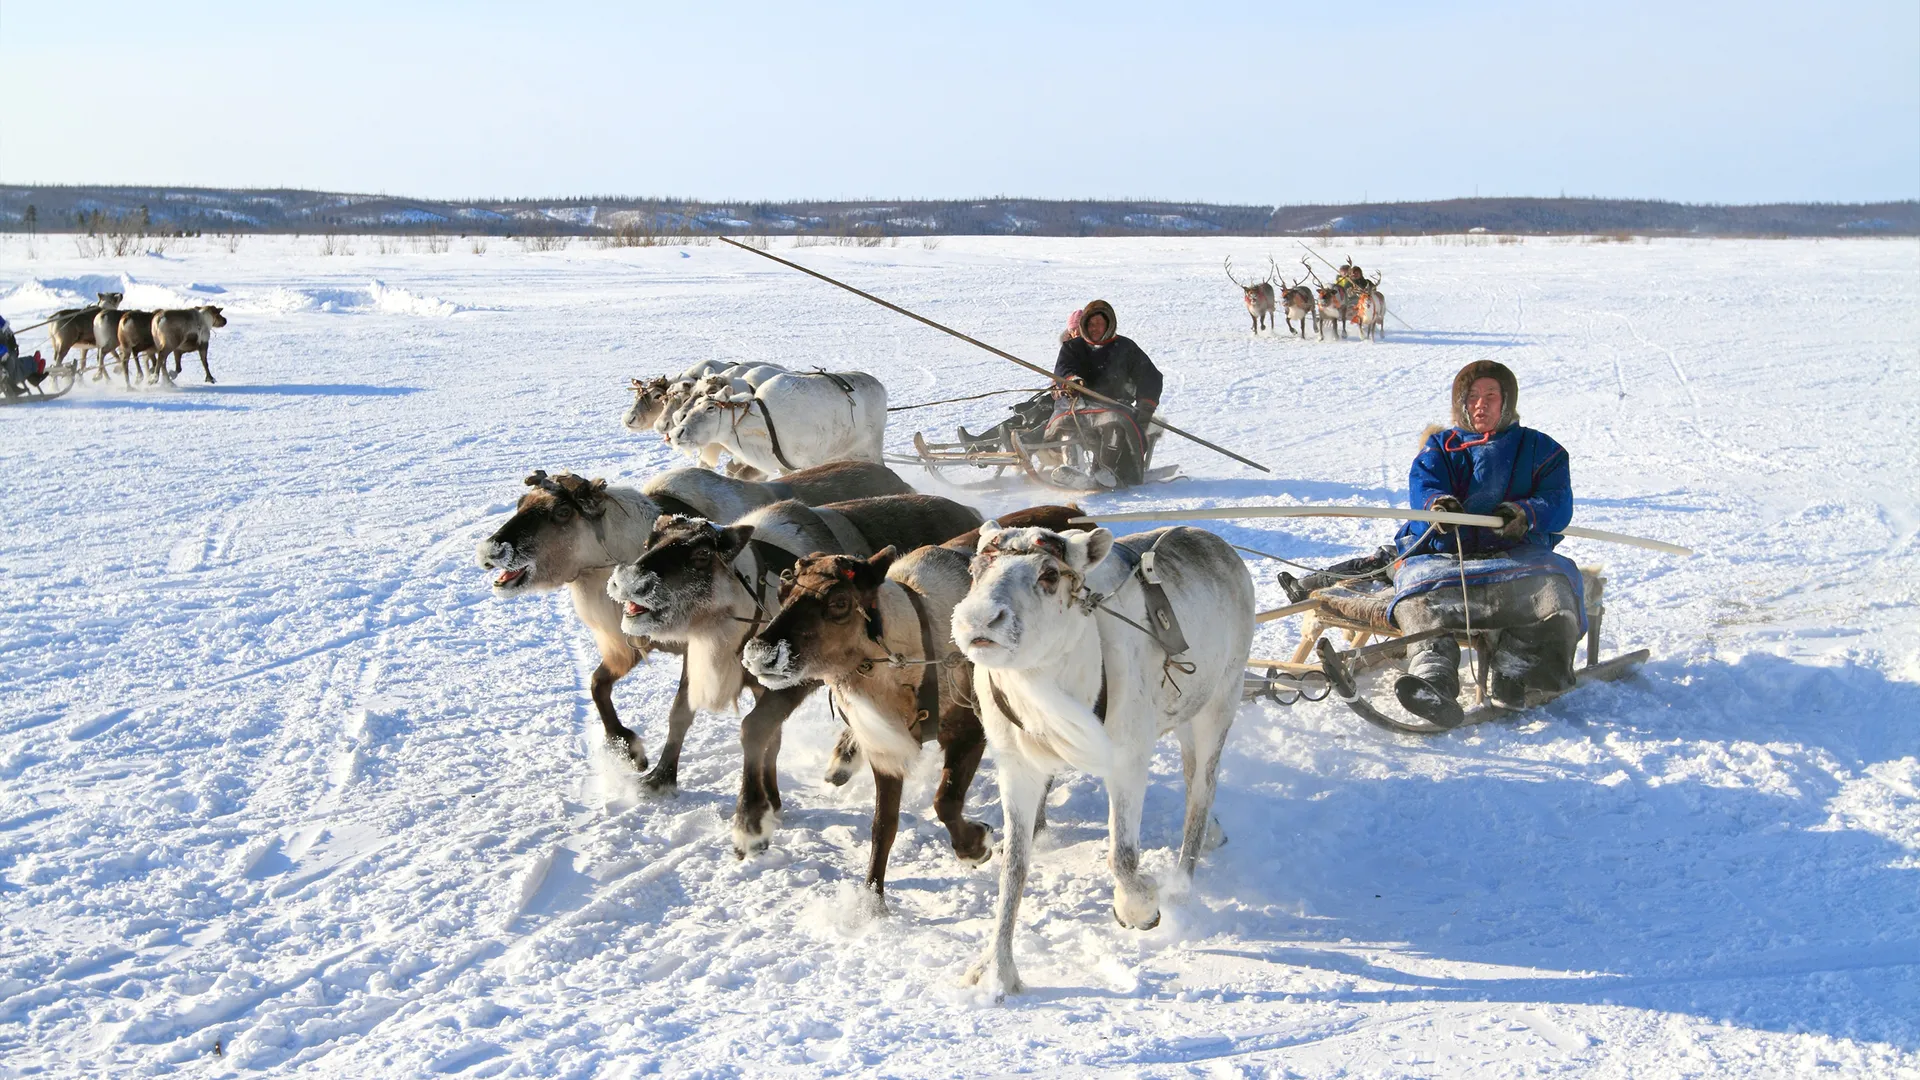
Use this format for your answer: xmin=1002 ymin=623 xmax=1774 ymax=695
xmin=886 ymin=386 xmax=1050 ymax=412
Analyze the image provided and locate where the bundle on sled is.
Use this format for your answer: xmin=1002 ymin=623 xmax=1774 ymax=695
xmin=907 ymin=384 xmax=1177 ymax=492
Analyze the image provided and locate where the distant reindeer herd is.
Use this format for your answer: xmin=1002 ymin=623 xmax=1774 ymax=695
xmin=1225 ymin=255 xmax=1386 ymax=341
xmin=46 ymin=291 xmax=229 ymax=386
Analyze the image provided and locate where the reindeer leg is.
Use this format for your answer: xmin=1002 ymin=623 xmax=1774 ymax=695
xmin=590 ymin=651 xmax=648 ymax=772
xmin=198 ymin=344 xmax=215 ymax=384
xmin=933 ymin=708 xmax=990 ymax=865
xmin=964 ymin=754 xmax=1045 ymax=998
xmin=1106 ymin=741 xmax=1159 ymax=930
xmin=864 ymin=766 xmax=904 ymax=906
xmin=731 ymin=683 xmax=812 ymax=857
xmin=641 ymin=661 xmax=694 ymax=793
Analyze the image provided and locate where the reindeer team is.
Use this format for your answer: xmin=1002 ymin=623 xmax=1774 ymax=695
xmin=1226 ymin=254 xmax=1386 ymax=340
xmin=44 ymin=290 xmax=229 ymax=385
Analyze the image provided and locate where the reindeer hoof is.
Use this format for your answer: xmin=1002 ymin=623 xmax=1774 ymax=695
xmin=952 ymin=822 xmax=993 ymax=867
xmin=640 ymin=770 xmax=678 ymax=797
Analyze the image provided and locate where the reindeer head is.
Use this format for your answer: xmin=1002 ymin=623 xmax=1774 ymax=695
xmin=623 ymin=375 xmax=674 ymax=432
xmin=952 ymin=523 xmax=1114 ymax=671
xmin=742 ymin=548 xmax=899 ymax=689
xmin=474 ymin=470 xmax=617 ymax=595
xmin=606 ymin=514 xmax=754 ymax=640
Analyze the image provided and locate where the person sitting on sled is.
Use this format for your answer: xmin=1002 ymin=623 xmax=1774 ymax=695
xmin=1050 ymin=299 xmax=1163 ymax=487
xmin=1387 ymin=360 xmax=1581 ymax=723
xmin=1280 ymin=360 xmax=1580 ymax=724
xmin=0 ymin=314 xmax=48 ymax=398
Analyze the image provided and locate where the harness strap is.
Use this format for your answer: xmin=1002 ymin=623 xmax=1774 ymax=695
xmin=753 ymin=398 xmax=800 ymax=472
xmin=902 ymin=589 xmax=943 ymax=743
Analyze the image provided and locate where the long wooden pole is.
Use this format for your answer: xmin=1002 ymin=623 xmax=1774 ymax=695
xmin=715 ymin=237 xmax=1271 ymax=474
xmin=1068 ymin=504 xmax=1693 ymax=557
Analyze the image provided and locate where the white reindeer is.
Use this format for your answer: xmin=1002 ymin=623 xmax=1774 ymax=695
xmin=951 ymin=523 xmax=1254 ymax=998
xmin=669 ymin=369 xmax=887 ymax=476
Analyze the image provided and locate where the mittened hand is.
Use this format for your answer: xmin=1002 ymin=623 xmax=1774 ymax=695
xmin=1494 ymin=502 xmax=1530 ymax=540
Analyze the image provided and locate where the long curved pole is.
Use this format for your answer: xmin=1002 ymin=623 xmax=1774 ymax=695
xmin=1068 ymin=504 xmax=1693 ymax=557
xmin=715 ymin=237 xmax=1270 ymax=474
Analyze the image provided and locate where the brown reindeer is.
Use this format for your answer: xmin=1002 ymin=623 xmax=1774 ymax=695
xmin=606 ymin=493 xmax=983 ymax=856
xmin=116 ymin=312 xmax=159 ymax=384
xmin=152 ymin=306 xmax=228 ymax=383
xmin=474 ymin=461 xmax=915 ymax=790
xmin=48 ymin=292 xmax=122 ymax=373
xmin=1225 ymin=256 xmax=1277 ymax=333
xmin=816 ymin=504 xmax=1092 ymax=789
xmin=743 ymin=545 xmax=990 ymax=907
xmin=1316 ymin=285 xmax=1350 ymax=340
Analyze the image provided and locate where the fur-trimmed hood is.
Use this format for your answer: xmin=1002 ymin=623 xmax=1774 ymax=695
xmin=1451 ymin=360 xmax=1519 ymax=432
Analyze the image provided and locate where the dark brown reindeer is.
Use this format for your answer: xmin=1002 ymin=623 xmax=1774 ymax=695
xmin=1316 ymin=284 xmax=1350 ymax=340
xmin=1225 ymin=256 xmax=1277 ymax=333
xmin=605 ymin=493 xmax=982 ymax=856
xmin=474 ymin=460 xmax=915 ymax=791
xmin=742 ymin=546 xmax=990 ymax=908
xmin=1279 ymin=258 xmax=1317 ymax=337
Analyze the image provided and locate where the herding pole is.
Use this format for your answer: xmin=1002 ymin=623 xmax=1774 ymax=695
xmin=715 ymin=237 xmax=1271 ymax=474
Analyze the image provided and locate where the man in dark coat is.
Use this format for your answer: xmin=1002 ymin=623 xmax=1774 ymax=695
xmin=1387 ymin=359 xmax=1582 ymax=723
xmin=1050 ymin=299 xmax=1164 ymax=487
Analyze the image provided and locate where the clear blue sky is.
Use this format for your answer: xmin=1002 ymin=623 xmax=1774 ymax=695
xmin=3 ymin=0 xmax=1914 ymax=205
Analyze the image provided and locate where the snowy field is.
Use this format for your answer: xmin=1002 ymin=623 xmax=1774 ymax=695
xmin=2 ymin=232 xmax=1917 ymax=1078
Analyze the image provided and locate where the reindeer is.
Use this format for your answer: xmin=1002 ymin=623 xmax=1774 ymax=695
xmin=1352 ymin=272 xmax=1387 ymax=341
xmin=952 ymin=523 xmax=1255 ymax=997
xmin=48 ymin=292 xmax=123 ymax=374
xmin=606 ymin=493 xmax=982 ymax=855
xmin=1224 ymin=257 xmax=1277 ymax=334
xmin=1279 ymin=258 xmax=1317 ymax=337
xmin=473 ymin=461 xmax=914 ymax=790
xmin=1316 ymin=284 xmax=1350 ymax=340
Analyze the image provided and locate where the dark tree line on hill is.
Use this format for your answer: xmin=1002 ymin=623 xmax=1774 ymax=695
xmin=2 ymin=185 xmax=1912 ymax=238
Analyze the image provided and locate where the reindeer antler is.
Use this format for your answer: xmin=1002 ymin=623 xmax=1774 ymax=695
xmin=1224 ymin=256 xmax=1255 ymax=289
xmin=1266 ymin=256 xmax=1283 ymax=284
xmin=524 ymin=469 xmax=566 ymax=493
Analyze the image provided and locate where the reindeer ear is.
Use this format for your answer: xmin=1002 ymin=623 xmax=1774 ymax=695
xmin=1067 ymin=528 xmax=1114 ymax=572
xmin=860 ymin=545 xmax=899 ymax=584
xmin=974 ymin=520 xmax=1004 ymax=553
xmin=717 ymin=524 xmax=754 ymax=556
xmin=524 ymin=470 xmax=549 ymax=488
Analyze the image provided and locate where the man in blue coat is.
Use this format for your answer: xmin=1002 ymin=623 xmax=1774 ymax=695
xmin=1386 ymin=360 xmax=1584 ymax=724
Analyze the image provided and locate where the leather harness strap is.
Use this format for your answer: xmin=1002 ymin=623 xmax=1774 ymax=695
xmin=753 ymin=399 xmax=799 ymax=472
xmin=902 ymin=588 xmax=943 ymax=743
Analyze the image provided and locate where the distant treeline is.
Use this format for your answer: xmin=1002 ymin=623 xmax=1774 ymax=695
xmin=1 ymin=186 xmax=1913 ymax=238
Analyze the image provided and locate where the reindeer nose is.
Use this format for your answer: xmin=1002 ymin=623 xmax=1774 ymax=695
xmin=983 ymin=605 xmax=1013 ymax=632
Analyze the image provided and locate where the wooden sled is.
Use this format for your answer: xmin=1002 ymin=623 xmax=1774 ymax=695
xmin=1248 ymin=568 xmax=1648 ymax=735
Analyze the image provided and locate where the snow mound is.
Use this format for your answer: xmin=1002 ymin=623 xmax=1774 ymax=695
xmin=2 ymin=274 xmax=193 ymax=313
xmin=235 ymin=280 xmax=465 ymax=317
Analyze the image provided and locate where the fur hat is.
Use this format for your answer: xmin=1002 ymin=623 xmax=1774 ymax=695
xmin=1451 ymin=360 xmax=1519 ymax=432
xmin=1080 ymin=299 xmax=1117 ymax=344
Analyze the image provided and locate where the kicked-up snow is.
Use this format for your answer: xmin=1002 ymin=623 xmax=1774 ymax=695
xmin=1 ymin=233 xmax=1916 ymax=1078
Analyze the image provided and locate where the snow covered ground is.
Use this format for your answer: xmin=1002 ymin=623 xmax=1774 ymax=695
xmin=2 ymin=232 xmax=1916 ymax=1078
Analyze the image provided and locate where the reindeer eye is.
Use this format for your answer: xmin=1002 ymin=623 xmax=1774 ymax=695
xmin=552 ymin=503 xmax=574 ymax=521
xmin=692 ymin=547 xmax=713 ymax=568
xmin=827 ymin=594 xmax=852 ymax=617
xmin=1037 ymin=567 xmax=1060 ymax=592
